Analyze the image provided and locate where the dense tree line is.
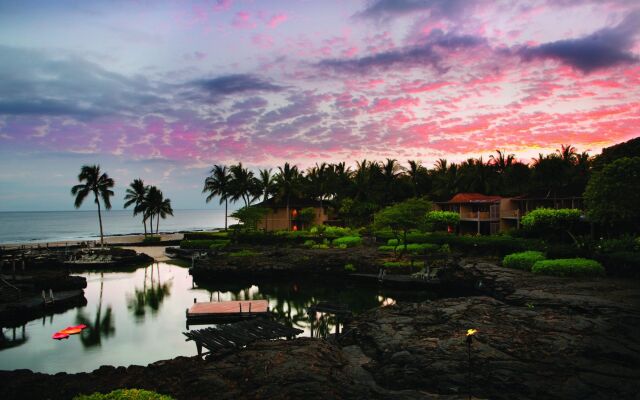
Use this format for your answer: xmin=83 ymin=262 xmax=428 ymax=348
xmin=204 ymin=144 xmax=602 ymax=227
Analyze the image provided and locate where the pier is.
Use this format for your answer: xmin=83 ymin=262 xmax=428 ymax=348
xmin=186 ymin=299 xmax=270 ymax=325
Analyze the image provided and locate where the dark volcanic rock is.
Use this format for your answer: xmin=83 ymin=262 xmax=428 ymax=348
xmin=0 ymin=338 xmax=462 ymax=400
xmin=347 ymin=259 xmax=640 ymax=400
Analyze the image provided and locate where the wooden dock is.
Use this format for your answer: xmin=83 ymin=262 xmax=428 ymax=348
xmin=184 ymin=318 xmax=303 ymax=357
xmin=186 ymin=300 xmax=270 ymax=325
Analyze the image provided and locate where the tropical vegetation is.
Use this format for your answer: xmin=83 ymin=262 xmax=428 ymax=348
xmin=71 ymin=165 xmax=115 ymax=246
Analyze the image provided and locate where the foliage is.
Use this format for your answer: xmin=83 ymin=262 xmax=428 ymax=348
xmin=387 ymin=238 xmax=401 ymax=246
xmin=230 ymin=206 xmax=268 ymax=230
xmin=520 ymin=208 xmax=582 ymax=243
xmin=597 ymin=251 xmax=640 ymax=278
xmin=203 ymin=165 xmax=231 ymax=230
xmin=180 ymin=239 xmax=219 ymax=249
xmin=382 ymin=260 xmax=414 ymax=268
xmin=209 ymin=239 xmax=230 ymax=250
xmin=378 ymin=245 xmax=396 ymax=253
xmin=298 ymin=207 xmax=316 ymax=227
xmin=531 ymin=258 xmax=605 ymax=277
xmin=585 ymin=157 xmax=640 ymax=233
xmin=425 ymin=210 xmax=460 ymax=231
xmin=331 ymin=236 xmax=362 ymax=247
xmin=183 ymin=231 xmax=229 ymax=240
xmin=143 ymin=186 xmax=173 ymax=235
xmin=344 ymin=263 xmax=356 ymax=272
xmin=303 ymin=239 xmax=316 ymax=248
xmin=401 ymin=243 xmax=440 ymax=253
xmin=373 ymin=198 xmax=432 ymax=246
xmin=142 ymin=236 xmax=161 ymax=244
xmin=71 ymin=164 xmax=115 ymax=245
xmin=73 ymin=389 xmax=174 ymax=400
xmin=311 ymin=243 xmax=330 ymax=249
xmin=229 ymin=249 xmax=261 ymax=257
xmin=502 ymin=251 xmax=546 ymax=271
xmin=596 ymin=235 xmax=640 ymax=253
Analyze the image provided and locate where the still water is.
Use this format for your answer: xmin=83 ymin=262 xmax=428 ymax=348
xmin=0 ymin=263 xmax=419 ymax=374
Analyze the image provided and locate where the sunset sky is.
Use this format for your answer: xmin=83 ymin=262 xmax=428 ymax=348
xmin=0 ymin=0 xmax=639 ymax=210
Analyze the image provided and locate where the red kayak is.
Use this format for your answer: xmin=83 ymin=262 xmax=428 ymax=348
xmin=52 ymin=332 xmax=69 ymax=340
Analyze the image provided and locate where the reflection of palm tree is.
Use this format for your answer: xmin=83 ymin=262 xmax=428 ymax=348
xmin=76 ymin=273 xmax=115 ymax=347
xmin=127 ymin=264 xmax=172 ymax=320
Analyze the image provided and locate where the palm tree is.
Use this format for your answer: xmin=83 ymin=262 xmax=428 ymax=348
xmin=228 ymin=162 xmax=260 ymax=207
xmin=306 ymin=162 xmax=330 ymax=210
xmin=405 ymin=160 xmax=428 ymax=197
xmin=381 ymin=158 xmax=401 ymax=205
xmin=489 ymin=150 xmax=515 ymax=174
xmin=557 ymin=144 xmax=578 ymax=165
xmin=123 ymin=179 xmax=149 ymax=236
xmin=71 ymin=165 xmax=114 ymax=246
xmin=274 ymin=162 xmax=301 ymax=230
xmin=203 ymin=165 xmax=231 ymax=230
xmin=257 ymin=168 xmax=277 ymax=203
xmin=145 ymin=186 xmax=173 ymax=234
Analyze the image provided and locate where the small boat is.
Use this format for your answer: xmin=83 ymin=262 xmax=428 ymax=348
xmin=60 ymin=327 xmax=82 ymax=335
xmin=52 ymin=332 xmax=69 ymax=340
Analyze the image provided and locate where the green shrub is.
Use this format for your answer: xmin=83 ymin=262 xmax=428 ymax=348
xmin=425 ymin=210 xmax=460 ymax=230
xmin=142 ymin=236 xmax=161 ymax=243
xmin=531 ymin=258 xmax=605 ymax=277
xmin=303 ymin=239 xmax=316 ymax=248
xmin=73 ymin=389 xmax=174 ymax=400
xmin=181 ymin=239 xmax=218 ymax=249
xmin=323 ymin=226 xmax=358 ymax=238
xmin=209 ymin=239 xmax=230 ymax=250
xmin=503 ymin=251 xmax=546 ymax=271
xmin=229 ymin=249 xmax=261 ymax=257
xmin=183 ymin=231 xmax=228 ymax=240
xmin=311 ymin=244 xmax=330 ymax=249
xmin=383 ymin=261 xmax=414 ymax=268
xmin=387 ymin=238 xmax=401 ymax=246
xmin=400 ymin=243 xmax=440 ymax=253
xmin=597 ymin=235 xmax=639 ymax=253
xmin=332 ymin=236 xmax=362 ymax=247
xmin=344 ymin=263 xmax=356 ymax=272
xmin=378 ymin=245 xmax=397 ymax=253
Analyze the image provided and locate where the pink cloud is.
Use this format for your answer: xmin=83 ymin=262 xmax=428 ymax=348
xmin=232 ymin=11 xmax=256 ymax=29
xmin=266 ymin=13 xmax=288 ymax=28
xmin=251 ymin=33 xmax=274 ymax=49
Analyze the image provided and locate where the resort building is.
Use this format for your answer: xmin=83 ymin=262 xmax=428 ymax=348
xmin=254 ymin=198 xmax=330 ymax=231
xmin=435 ymin=193 xmax=584 ymax=235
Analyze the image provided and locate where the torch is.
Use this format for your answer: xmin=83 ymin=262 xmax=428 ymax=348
xmin=466 ymin=328 xmax=477 ymax=399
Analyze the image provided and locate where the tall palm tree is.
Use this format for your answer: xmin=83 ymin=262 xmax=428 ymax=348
xmin=381 ymin=158 xmax=401 ymax=205
xmin=71 ymin=165 xmax=114 ymax=246
xmin=405 ymin=160 xmax=428 ymax=197
xmin=306 ymin=162 xmax=329 ymax=210
xmin=228 ymin=162 xmax=260 ymax=207
xmin=257 ymin=168 xmax=276 ymax=203
xmin=123 ymin=178 xmax=149 ymax=236
xmin=557 ymin=144 xmax=578 ymax=165
xmin=275 ymin=162 xmax=301 ymax=230
xmin=489 ymin=150 xmax=515 ymax=174
xmin=203 ymin=165 xmax=231 ymax=230
xmin=145 ymin=186 xmax=173 ymax=234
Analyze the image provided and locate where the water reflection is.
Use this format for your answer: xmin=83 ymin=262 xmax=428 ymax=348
xmin=126 ymin=263 xmax=172 ymax=321
xmin=75 ymin=272 xmax=115 ymax=347
xmin=0 ymin=325 xmax=28 ymax=350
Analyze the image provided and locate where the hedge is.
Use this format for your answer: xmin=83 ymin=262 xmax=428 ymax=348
xmin=382 ymin=260 xmax=414 ymax=268
xmin=142 ymin=236 xmax=161 ymax=244
xmin=531 ymin=258 xmax=605 ymax=277
xmin=73 ymin=389 xmax=174 ymax=400
xmin=503 ymin=251 xmax=546 ymax=271
xmin=331 ymin=236 xmax=362 ymax=247
xmin=183 ymin=231 xmax=229 ymax=240
xmin=180 ymin=239 xmax=218 ymax=249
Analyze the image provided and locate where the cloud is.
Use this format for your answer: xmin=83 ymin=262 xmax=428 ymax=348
xmin=318 ymin=30 xmax=485 ymax=73
xmin=355 ymin=0 xmax=477 ymax=21
xmin=266 ymin=13 xmax=288 ymax=28
xmin=516 ymin=11 xmax=639 ymax=72
xmin=190 ymin=74 xmax=284 ymax=96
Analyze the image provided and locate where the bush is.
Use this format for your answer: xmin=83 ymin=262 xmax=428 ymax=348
xmin=303 ymin=239 xmax=316 ymax=248
xmin=181 ymin=239 xmax=218 ymax=249
xmin=597 ymin=235 xmax=639 ymax=253
xmin=531 ymin=258 xmax=605 ymax=277
xmin=183 ymin=231 xmax=228 ymax=240
xmin=387 ymin=238 xmax=401 ymax=246
xmin=425 ymin=210 xmax=460 ymax=231
xmin=503 ymin=251 xmax=546 ymax=271
xmin=142 ymin=236 xmax=161 ymax=243
xmin=378 ymin=245 xmax=397 ymax=253
xmin=209 ymin=239 xmax=230 ymax=250
xmin=400 ymin=243 xmax=440 ymax=253
xmin=344 ymin=263 xmax=356 ymax=272
xmin=73 ymin=389 xmax=173 ymax=400
xmin=382 ymin=261 xmax=414 ymax=268
xmin=311 ymin=244 xmax=330 ymax=249
xmin=332 ymin=236 xmax=362 ymax=248
xmin=228 ymin=249 xmax=260 ymax=257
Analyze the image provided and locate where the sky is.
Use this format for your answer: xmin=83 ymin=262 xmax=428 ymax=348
xmin=0 ymin=0 xmax=639 ymax=211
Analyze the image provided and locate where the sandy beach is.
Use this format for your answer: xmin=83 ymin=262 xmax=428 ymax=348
xmin=0 ymin=233 xmax=184 ymax=250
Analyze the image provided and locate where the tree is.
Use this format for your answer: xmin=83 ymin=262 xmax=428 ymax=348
xmin=230 ymin=206 xmax=268 ymax=230
xmin=228 ymin=162 xmax=260 ymax=207
xmin=520 ymin=208 xmax=582 ymax=244
xmin=584 ymin=157 xmax=640 ymax=234
xmin=71 ymin=165 xmax=114 ymax=246
xmin=257 ymin=168 xmax=276 ymax=203
xmin=373 ymin=198 xmax=432 ymax=255
xmin=274 ymin=162 xmax=302 ymax=230
xmin=405 ymin=160 xmax=429 ymax=197
xmin=203 ymin=165 xmax=231 ymax=230
xmin=144 ymin=186 xmax=173 ymax=234
xmin=425 ymin=211 xmax=460 ymax=232
xmin=123 ymin=178 xmax=149 ymax=236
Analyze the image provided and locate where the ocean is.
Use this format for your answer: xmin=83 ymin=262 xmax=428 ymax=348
xmin=0 ymin=209 xmax=232 ymax=244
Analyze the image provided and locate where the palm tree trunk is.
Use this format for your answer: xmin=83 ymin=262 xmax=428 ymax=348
xmin=156 ymin=214 xmax=159 ymax=235
xmin=96 ymin=195 xmax=104 ymax=246
xmin=143 ymin=218 xmax=147 ymax=237
xmin=286 ymin=194 xmax=291 ymax=231
xmin=149 ymin=214 xmax=154 ymax=237
xmin=224 ymin=199 xmax=228 ymax=231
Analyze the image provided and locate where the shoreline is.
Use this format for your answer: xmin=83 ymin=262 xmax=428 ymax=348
xmin=0 ymin=232 xmax=187 ymax=249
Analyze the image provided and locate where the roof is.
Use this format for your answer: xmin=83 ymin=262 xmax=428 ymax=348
xmin=254 ymin=197 xmax=323 ymax=209
xmin=445 ymin=193 xmax=502 ymax=204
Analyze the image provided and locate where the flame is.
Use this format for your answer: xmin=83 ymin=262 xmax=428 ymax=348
xmin=466 ymin=328 xmax=477 ymax=336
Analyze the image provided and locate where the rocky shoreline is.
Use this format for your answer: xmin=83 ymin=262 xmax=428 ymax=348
xmin=1 ymin=256 xmax=639 ymax=399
